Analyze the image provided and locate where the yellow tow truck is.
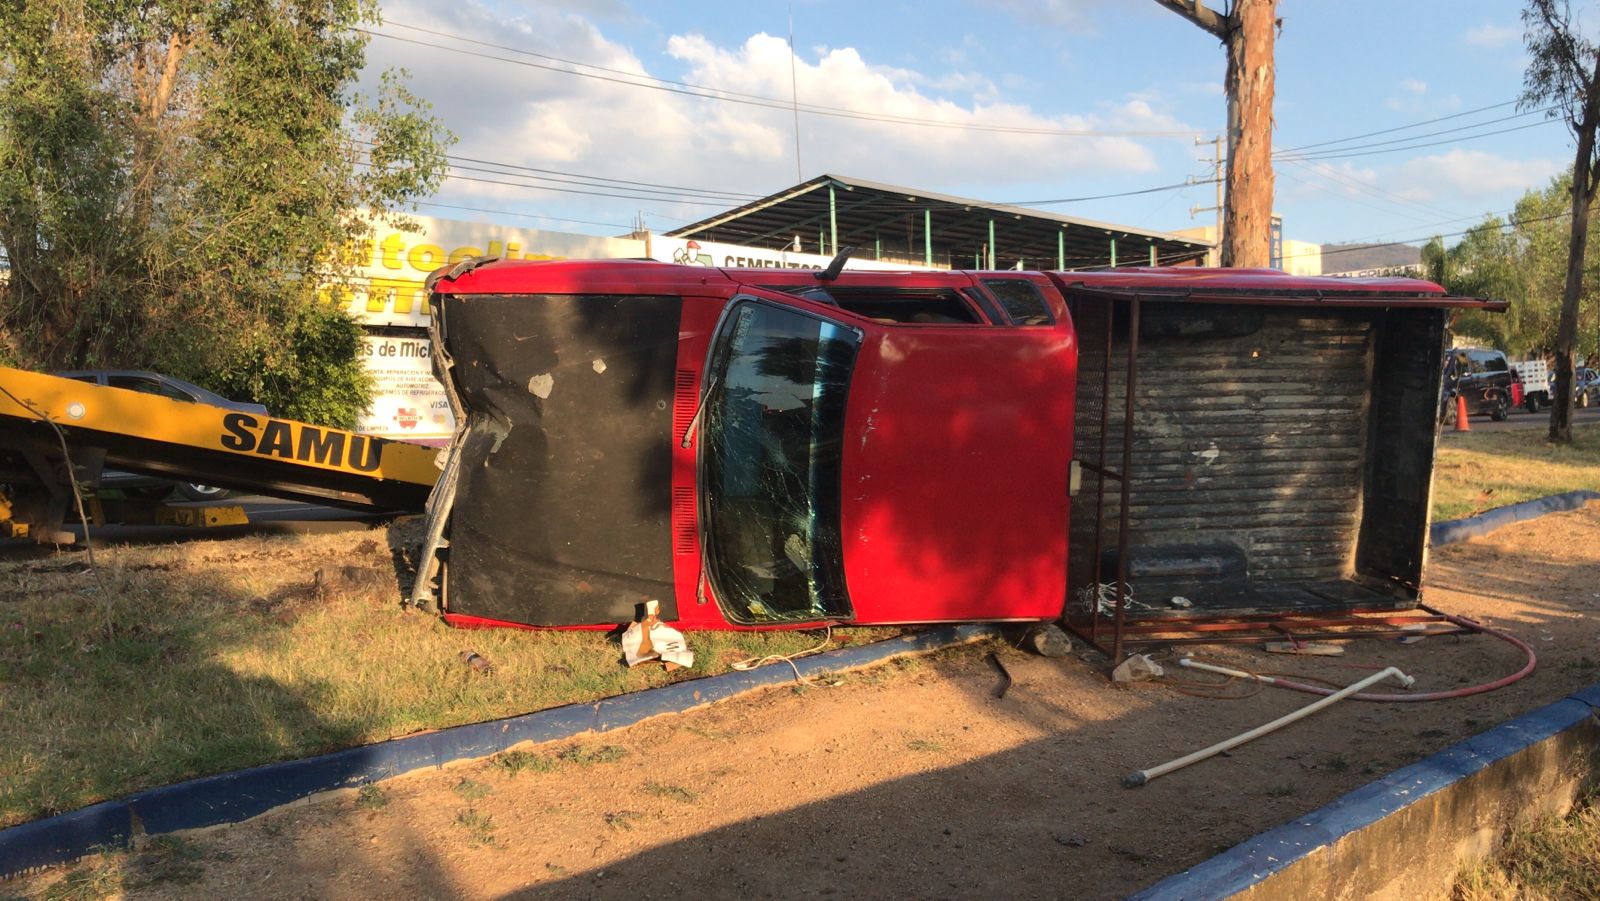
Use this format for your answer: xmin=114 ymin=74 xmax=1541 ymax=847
xmin=0 ymin=367 xmax=440 ymax=542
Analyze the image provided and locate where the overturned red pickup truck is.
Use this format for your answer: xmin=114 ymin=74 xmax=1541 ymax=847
xmin=410 ymin=259 xmax=1498 ymax=633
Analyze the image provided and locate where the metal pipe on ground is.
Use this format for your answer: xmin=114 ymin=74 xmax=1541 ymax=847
xmin=1122 ymin=662 xmax=1415 ymax=787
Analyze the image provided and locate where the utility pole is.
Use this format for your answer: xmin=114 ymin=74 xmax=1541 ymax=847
xmin=1154 ymin=0 xmax=1277 ymax=268
xmin=1188 ymin=135 xmax=1224 ymax=267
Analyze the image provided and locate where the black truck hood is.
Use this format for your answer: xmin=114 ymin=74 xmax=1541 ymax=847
xmin=436 ymin=292 xmax=683 ymax=626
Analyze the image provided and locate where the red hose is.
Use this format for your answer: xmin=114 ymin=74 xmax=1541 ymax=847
xmin=1256 ymin=609 xmax=1537 ymax=702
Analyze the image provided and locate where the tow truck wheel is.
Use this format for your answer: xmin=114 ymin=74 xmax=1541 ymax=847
xmin=1490 ymin=395 xmax=1510 ymax=422
xmin=177 ymin=483 xmax=229 ymax=502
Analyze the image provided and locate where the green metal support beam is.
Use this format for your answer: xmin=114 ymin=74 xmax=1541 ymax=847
xmin=1110 ymin=238 xmax=1118 ymax=268
xmin=924 ymin=209 xmax=932 ymax=267
xmin=828 ymin=183 xmax=838 ymax=256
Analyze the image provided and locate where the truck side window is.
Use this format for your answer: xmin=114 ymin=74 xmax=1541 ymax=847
xmin=982 ymin=279 xmax=1055 ymax=325
xmin=766 ymin=286 xmax=981 ymax=324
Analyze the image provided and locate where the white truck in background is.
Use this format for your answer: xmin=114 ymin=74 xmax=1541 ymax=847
xmin=1510 ymin=359 xmax=1550 ymax=413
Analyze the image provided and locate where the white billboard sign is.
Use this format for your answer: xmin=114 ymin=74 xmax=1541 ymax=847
xmin=648 ymin=236 xmax=928 ymax=271
xmin=358 ymin=334 xmax=454 ymax=443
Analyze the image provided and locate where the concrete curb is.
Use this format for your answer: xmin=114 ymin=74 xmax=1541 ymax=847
xmin=1130 ymin=685 xmax=1600 ymax=900
xmin=1430 ymin=490 xmax=1600 ymax=546
xmin=0 ymin=623 xmax=1000 ymax=878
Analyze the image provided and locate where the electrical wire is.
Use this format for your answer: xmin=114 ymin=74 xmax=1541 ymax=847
xmin=1279 ymin=119 xmax=1559 ymax=163
xmin=1276 ymin=99 xmax=1524 ymax=154
xmin=1179 ymin=610 xmax=1537 ymax=703
xmin=730 ymin=624 xmax=834 ymax=684
xmin=366 ymin=23 xmax=1204 ymax=139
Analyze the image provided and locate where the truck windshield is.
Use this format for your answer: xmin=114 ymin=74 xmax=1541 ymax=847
xmin=701 ymin=302 xmax=858 ymax=624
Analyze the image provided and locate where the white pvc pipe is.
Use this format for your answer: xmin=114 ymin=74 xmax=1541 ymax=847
xmin=1122 ymin=662 xmax=1414 ymax=788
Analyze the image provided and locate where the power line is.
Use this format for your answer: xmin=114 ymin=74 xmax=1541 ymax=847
xmin=1276 ymin=108 xmax=1556 ymax=160
xmin=409 ymin=200 xmax=656 ymax=231
xmin=1276 ymin=99 xmax=1523 ymax=154
xmin=1280 ymin=119 xmax=1558 ymax=163
xmin=366 ymin=23 xmax=1203 ymax=138
xmin=355 ymin=139 xmax=763 ymax=202
xmin=1281 ymin=158 xmax=1463 ymax=221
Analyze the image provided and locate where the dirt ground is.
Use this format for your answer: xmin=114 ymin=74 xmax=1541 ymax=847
xmin=14 ymin=503 xmax=1600 ymax=900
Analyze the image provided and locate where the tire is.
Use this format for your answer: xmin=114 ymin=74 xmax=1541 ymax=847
xmin=1580 ymin=391 xmax=1592 ymax=409
xmin=1490 ymin=395 xmax=1510 ymax=421
xmin=1525 ymin=394 xmax=1543 ymax=414
xmin=121 ymin=484 xmax=174 ymax=502
xmin=177 ymin=483 xmax=229 ymax=502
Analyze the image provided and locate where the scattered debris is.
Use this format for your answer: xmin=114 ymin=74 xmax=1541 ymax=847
xmin=986 ymin=651 xmax=1012 ymax=699
xmin=1025 ymin=622 xmax=1073 ymax=657
xmin=460 ymin=650 xmax=493 ymax=675
xmin=1264 ymin=641 xmax=1345 ymax=656
xmin=622 ymin=600 xmax=695 ymax=670
xmin=1111 ymin=653 xmax=1165 ymax=683
xmin=1169 ymin=596 xmax=1193 ymax=609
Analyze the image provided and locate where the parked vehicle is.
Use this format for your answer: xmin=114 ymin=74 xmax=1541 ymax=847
xmin=1574 ymin=366 xmax=1600 ymax=408
xmin=1510 ymin=359 xmax=1550 ymax=412
xmin=1443 ymin=347 xmax=1513 ymax=421
xmin=53 ymin=370 xmax=267 ymax=501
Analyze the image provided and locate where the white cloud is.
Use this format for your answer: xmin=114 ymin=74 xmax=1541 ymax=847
xmin=1400 ymin=77 xmax=1427 ymax=95
xmin=1394 ymin=149 xmax=1563 ymax=201
xmin=1464 ymin=23 xmax=1520 ymax=49
xmin=362 ymin=3 xmax=1188 ymax=227
xmin=978 ymin=0 xmax=1107 ymax=30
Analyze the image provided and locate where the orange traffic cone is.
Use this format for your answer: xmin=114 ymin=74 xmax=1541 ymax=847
xmin=1454 ymin=394 xmax=1471 ymax=431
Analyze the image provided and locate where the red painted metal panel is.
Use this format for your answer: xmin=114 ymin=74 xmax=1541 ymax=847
xmin=836 ymin=303 xmax=1078 ymax=623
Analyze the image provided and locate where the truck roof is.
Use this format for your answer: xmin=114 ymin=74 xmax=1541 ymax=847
xmin=428 ymin=258 xmax=1503 ymax=310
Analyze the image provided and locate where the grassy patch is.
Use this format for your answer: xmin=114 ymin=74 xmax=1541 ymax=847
xmin=1454 ymin=796 xmax=1600 ymax=899
xmin=1433 ymin=424 xmax=1600 ymax=520
xmin=355 ymin=784 xmax=389 ymax=810
xmin=603 ymin=810 xmax=644 ymax=832
xmin=453 ymin=778 xmax=492 ymax=801
xmin=491 ymin=749 xmax=557 ymax=778
xmin=0 ymin=522 xmax=900 ymax=830
xmin=558 ymin=744 xmax=628 ymax=767
xmin=453 ymin=809 xmax=496 ymax=847
xmin=642 ymin=781 xmax=698 ymax=803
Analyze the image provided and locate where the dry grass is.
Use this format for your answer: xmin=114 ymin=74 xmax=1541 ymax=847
xmin=0 ymin=521 xmax=893 ymax=829
xmin=1453 ymin=795 xmax=1600 ymax=900
xmin=1433 ymin=423 xmax=1600 ymax=521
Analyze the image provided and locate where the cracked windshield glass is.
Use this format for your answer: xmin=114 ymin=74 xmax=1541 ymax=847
xmin=703 ymin=302 xmax=858 ymax=624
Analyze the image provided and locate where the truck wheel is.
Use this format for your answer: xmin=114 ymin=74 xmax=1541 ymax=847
xmin=1581 ymin=391 xmax=1592 ymax=409
xmin=1525 ymin=394 xmax=1543 ymax=414
xmin=1491 ymin=396 xmax=1510 ymax=421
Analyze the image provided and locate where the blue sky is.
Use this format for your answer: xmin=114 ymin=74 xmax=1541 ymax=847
xmin=364 ymin=0 xmax=1567 ymax=249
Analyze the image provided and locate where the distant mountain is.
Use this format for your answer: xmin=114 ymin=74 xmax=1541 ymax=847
xmin=1320 ymin=242 xmax=1423 ymax=275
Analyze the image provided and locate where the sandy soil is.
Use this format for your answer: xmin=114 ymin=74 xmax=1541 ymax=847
xmin=14 ymin=503 xmax=1600 ymax=900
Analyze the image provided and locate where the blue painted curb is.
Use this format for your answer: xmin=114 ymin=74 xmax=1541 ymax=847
xmin=1129 ymin=686 xmax=1600 ymax=901
xmin=1431 ymin=490 xmax=1600 ymax=546
xmin=0 ymin=623 xmax=999 ymax=878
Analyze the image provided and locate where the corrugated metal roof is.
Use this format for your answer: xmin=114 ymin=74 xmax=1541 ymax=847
xmin=665 ymin=174 xmax=1212 ymax=270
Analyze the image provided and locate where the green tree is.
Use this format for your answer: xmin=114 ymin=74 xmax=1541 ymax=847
xmin=0 ymin=0 xmax=451 ymax=426
xmin=1521 ymin=0 xmax=1600 ymax=443
xmin=1434 ymin=175 xmax=1600 ymax=366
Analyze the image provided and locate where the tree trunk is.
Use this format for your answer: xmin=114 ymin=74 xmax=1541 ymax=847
xmin=1549 ymin=50 xmax=1600 ymax=445
xmin=1223 ymin=0 xmax=1276 ymax=268
xmin=1154 ymin=0 xmax=1277 ymax=268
